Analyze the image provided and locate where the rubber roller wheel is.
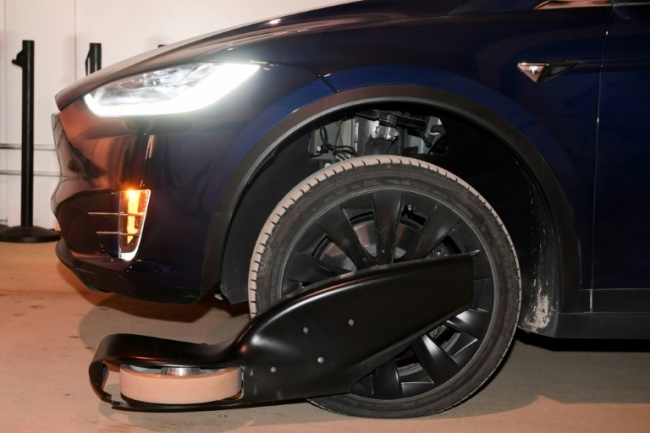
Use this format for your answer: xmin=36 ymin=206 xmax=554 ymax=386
xmin=119 ymin=365 xmax=242 ymax=405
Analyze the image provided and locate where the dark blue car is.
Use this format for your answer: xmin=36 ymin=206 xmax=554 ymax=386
xmin=52 ymin=0 xmax=649 ymax=418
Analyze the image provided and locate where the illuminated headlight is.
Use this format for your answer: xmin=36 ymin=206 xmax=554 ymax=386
xmin=83 ymin=63 xmax=260 ymax=117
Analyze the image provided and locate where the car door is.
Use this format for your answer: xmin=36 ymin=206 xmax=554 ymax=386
xmin=592 ymin=0 xmax=650 ymax=310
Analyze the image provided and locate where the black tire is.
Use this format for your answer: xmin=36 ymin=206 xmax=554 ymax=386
xmin=248 ymin=155 xmax=520 ymax=418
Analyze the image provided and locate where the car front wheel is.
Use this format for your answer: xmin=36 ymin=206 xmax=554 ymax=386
xmin=248 ymin=155 xmax=521 ymax=418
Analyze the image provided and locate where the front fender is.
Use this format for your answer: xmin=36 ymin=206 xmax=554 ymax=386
xmin=204 ymin=78 xmax=581 ymax=315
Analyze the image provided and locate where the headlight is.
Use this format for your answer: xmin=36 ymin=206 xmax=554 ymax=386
xmin=83 ymin=63 xmax=260 ymax=117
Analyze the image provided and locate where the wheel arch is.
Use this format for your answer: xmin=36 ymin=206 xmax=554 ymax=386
xmin=202 ymin=84 xmax=582 ymax=334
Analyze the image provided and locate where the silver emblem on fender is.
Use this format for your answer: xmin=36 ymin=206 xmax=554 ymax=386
xmin=518 ymin=63 xmax=548 ymax=83
xmin=517 ymin=61 xmax=579 ymax=84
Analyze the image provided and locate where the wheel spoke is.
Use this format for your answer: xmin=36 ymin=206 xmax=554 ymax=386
xmin=285 ymin=252 xmax=349 ymax=284
xmin=401 ymin=204 xmax=460 ymax=261
xmin=371 ymin=359 xmax=402 ymax=399
xmin=373 ymin=190 xmax=403 ymax=264
xmin=412 ymin=334 xmax=460 ymax=384
xmin=401 ymin=381 xmax=435 ymax=396
xmin=318 ymin=206 xmax=377 ymax=269
xmin=446 ymin=308 xmax=491 ymax=340
xmin=447 ymin=332 xmax=481 ymax=367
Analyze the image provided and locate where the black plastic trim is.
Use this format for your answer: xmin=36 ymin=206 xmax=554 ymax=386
xmin=541 ymin=311 xmax=650 ymax=339
xmin=56 ymin=239 xmax=201 ymax=304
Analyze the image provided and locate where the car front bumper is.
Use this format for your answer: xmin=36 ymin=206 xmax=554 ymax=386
xmin=51 ymin=107 xmax=208 ymax=303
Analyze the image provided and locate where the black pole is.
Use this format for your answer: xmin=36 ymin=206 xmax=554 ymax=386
xmin=85 ymin=43 xmax=102 ymax=75
xmin=17 ymin=41 xmax=34 ymax=227
xmin=0 ymin=40 xmax=59 ymax=243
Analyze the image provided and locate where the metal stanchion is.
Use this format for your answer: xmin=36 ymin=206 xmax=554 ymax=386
xmin=0 ymin=40 xmax=60 ymax=243
xmin=85 ymin=43 xmax=102 ymax=75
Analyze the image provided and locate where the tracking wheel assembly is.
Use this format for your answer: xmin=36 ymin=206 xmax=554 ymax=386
xmin=89 ymin=156 xmax=519 ymax=418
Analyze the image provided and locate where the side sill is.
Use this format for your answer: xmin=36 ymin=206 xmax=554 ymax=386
xmin=528 ymin=311 xmax=650 ymax=339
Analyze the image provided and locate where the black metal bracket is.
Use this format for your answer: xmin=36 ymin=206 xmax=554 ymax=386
xmin=89 ymin=255 xmax=474 ymax=410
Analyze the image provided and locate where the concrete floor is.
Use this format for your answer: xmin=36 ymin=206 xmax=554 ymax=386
xmin=0 ymin=242 xmax=648 ymax=433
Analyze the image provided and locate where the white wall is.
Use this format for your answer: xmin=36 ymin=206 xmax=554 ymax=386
xmin=0 ymin=1 xmax=6 ymax=226
xmin=0 ymin=0 xmax=352 ymax=228
xmin=1 ymin=0 xmax=75 ymax=229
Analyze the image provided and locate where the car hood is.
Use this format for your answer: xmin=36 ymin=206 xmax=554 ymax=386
xmin=56 ymin=0 xmax=542 ymax=109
